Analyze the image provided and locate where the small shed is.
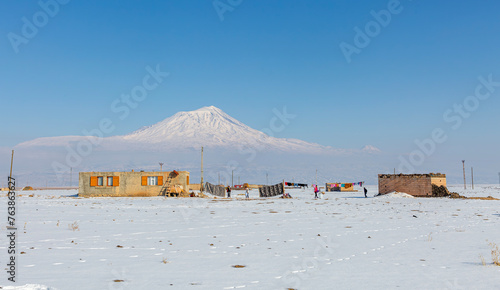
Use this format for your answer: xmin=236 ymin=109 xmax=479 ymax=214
xmin=378 ymin=173 xmax=447 ymax=197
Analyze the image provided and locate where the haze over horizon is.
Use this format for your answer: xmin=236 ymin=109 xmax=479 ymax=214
xmin=2 ymin=1 xmax=499 ymax=183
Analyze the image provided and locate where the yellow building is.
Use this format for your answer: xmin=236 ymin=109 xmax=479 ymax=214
xmin=79 ymin=170 xmax=190 ymax=197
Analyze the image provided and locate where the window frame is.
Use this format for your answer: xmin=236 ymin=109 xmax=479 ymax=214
xmin=107 ymin=176 xmax=113 ymax=186
xmin=97 ymin=176 xmax=104 ymax=186
xmin=147 ymin=176 xmax=158 ymax=186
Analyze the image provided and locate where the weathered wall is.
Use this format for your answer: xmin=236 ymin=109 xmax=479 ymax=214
xmin=378 ymin=174 xmax=446 ymax=197
xmin=79 ymin=171 xmax=189 ymax=197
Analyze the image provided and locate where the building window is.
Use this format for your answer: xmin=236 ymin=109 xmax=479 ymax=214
xmin=91 ymin=176 xmax=118 ymax=187
xmin=141 ymin=176 xmax=162 ymax=186
xmin=148 ymin=176 xmax=158 ymax=186
xmin=97 ymin=176 xmax=104 ymax=186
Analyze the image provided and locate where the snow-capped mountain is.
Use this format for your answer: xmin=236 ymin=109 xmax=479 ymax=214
xmin=122 ymin=106 xmax=256 ymax=143
xmin=114 ymin=106 xmax=330 ymax=152
xmin=18 ymin=106 xmax=379 ymax=154
xmin=361 ymin=145 xmax=382 ymax=154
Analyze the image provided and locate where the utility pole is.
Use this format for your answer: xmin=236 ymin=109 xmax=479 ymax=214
xmin=471 ymin=167 xmax=474 ymax=190
xmin=238 ymin=176 xmax=240 ymax=185
xmin=266 ymin=172 xmax=269 ymax=185
xmin=159 ymin=162 xmax=164 ymax=172
xmin=9 ymin=150 xmax=14 ymax=180
xmin=231 ymin=170 xmax=234 ymax=187
xmin=201 ymin=147 xmax=204 ymax=192
xmin=315 ymin=169 xmax=318 ymax=186
xmin=462 ymin=160 xmax=466 ymax=190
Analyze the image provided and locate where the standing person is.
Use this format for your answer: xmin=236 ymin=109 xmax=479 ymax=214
xmin=227 ymin=186 xmax=231 ymax=198
xmin=364 ymin=187 xmax=368 ymax=198
xmin=245 ymin=187 xmax=250 ymax=199
xmin=314 ymin=185 xmax=319 ymax=199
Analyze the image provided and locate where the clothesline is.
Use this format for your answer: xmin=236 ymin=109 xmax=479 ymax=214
xmin=285 ymin=182 xmax=308 ymax=187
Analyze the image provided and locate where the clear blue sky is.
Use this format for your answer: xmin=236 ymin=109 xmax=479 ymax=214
xmin=1 ymin=0 xmax=499 ymax=164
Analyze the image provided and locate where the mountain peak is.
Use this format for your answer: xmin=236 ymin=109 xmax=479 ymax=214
xmin=194 ymin=105 xmax=221 ymax=112
xmin=361 ymin=145 xmax=381 ymax=153
xmin=121 ymin=106 xmax=258 ymax=146
xmin=184 ymin=106 xmax=229 ymax=119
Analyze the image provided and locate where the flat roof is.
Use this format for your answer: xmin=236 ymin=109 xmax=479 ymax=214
xmin=379 ymin=173 xmax=446 ymax=178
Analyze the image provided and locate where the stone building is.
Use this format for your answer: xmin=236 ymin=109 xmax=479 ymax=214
xmin=79 ymin=170 xmax=190 ymax=197
xmin=378 ymin=173 xmax=446 ymax=197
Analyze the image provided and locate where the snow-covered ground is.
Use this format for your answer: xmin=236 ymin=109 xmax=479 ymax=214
xmin=1 ymin=185 xmax=500 ymax=289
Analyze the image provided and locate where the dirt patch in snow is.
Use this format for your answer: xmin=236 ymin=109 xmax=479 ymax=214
xmin=467 ymin=196 xmax=500 ymax=200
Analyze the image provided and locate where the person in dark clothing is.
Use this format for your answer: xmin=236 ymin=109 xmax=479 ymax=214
xmin=226 ymin=186 xmax=231 ymax=198
xmin=364 ymin=187 xmax=368 ymax=198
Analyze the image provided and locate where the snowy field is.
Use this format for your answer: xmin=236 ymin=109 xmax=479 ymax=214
xmin=1 ymin=185 xmax=500 ymax=289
